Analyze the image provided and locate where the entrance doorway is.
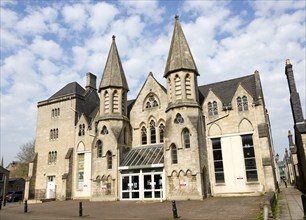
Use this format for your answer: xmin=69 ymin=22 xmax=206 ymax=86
xmin=122 ymin=175 xmax=139 ymax=199
xmin=46 ymin=176 xmax=56 ymax=199
xmin=120 ymin=169 xmax=164 ymax=200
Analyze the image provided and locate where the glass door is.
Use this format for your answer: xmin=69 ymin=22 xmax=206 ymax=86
xmin=143 ymin=174 xmax=163 ymax=199
xmin=121 ymin=175 xmax=139 ymax=199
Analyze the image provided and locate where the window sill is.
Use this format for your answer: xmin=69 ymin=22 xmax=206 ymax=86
xmin=246 ymin=181 xmax=260 ymax=185
xmin=215 ymin=183 xmax=226 ymax=186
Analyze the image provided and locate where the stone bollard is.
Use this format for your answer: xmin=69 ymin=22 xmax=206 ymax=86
xmin=24 ymin=200 xmax=28 ymax=213
xmin=79 ymin=201 xmax=83 ymax=217
xmin=301 ymin=194 xmax=306 ymax=218
xmin=263 ymin=204 xmax=269 ymax=220
xmin=172 ymin=200 xmax=178 ymax=218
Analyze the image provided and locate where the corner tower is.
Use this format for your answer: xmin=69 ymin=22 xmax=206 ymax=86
xmin=92 ymin=36 xmax=130 ymax=201
xmin=164 ymin=16 xmax=208 ymax=200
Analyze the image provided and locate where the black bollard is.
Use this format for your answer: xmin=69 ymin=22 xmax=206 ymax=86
xmin=172 ymin=200 xmax=178 ymax=218
xmin=3 ymin=198 xmax=6 ymax=207
xmin=79 ymin=201 xmax=83 ymax=217
xmin=24 ymin=200 xmax=28 ymax=213
xmin=301 ymin=194 xmax=306 ymax=218
xmin=0 ymin=199 xmax=2 ymax=210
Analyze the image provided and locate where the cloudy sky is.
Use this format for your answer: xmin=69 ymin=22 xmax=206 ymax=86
xmin=1 ymin=0 xmax=305 ymax=166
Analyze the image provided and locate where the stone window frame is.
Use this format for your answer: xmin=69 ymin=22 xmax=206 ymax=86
xmin=174 ymin=113 xmax=184 ymax=124
xmin=159 ymin=123 xmax=165 ymax=143
xmin=212 ymin=138 xmax=225 ymax=184
xmin=171 ymin=144 xmax=178 ymax=164
xmin=51 ymin=108 xmax=60 ymax=118
xmin=150 ymin=120 xmax=156 ymax=144
xmin=97 ymin=140 xmax=103 ymax=158
xmin=106 ymin=151 xmax=112 ymax=169
xmin=182 ymin=128 xmax=191 ymax=148
xmin=101 ymin=125 xmax=109 ymax=135
xmin=144 ymin=93 xmax=159 ymax=110
xmin=48 ymin=151 xmax=57 ymax=164
xmin=141 ymin=126 xmax=147 ymax=145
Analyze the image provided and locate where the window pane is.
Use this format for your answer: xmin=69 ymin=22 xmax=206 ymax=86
xmin=246 ymin=170 xmax=258 ymax=182
xmin=212 ymin=138 xmax=221 ymax=150
xmin=122 ymin=176 xmax=129 ymax=190
xmin=214 ymin=161 xmax=224 ymax=172
xmin=213 ymin=150 xmax=223 ymax=160
xmin=245 ymin=158 xmax=257 ymax=170
xmin=184 ymin=129 xmax=190 ymax=148
xmin=243 ymin=146 xmax=255 ymax=158
xmin=215 ymin=172 xmax=225 ymax=183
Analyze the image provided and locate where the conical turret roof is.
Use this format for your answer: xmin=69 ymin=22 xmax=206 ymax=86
xmin=99 ymin=36 xmax=129 ymax=92
xmin=164 ymin=16 xmax=198 ymax=77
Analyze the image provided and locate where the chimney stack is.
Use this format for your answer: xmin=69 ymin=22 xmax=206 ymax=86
xmin=86 ymin=72 xmax=97 ymax=91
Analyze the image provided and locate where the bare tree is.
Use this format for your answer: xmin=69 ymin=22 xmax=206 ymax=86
xmin=16 ymin=139 xmax=36 ymax=163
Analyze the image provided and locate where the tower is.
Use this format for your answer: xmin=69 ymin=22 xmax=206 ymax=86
xmin=164 ymin=16 xmax=207 ymax=199
xmin=91 ymin=36 xmax=130 ymax=201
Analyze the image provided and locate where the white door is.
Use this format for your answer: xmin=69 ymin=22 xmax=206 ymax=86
xmin=46 ymin=176 xmax=56 ymax=199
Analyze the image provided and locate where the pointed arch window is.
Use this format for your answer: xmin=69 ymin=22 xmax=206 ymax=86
xmin=106 ymin=151 xmax=112 ymax=169
xmin=122 ymin=92 xmax=126 ymax=115
xmin=104 ymin=91 xmax=109 ymax=114
xmin=213 ymin=101 xmax=218 ymax=115
xmin=171 ymin=144 xmax=178 ymax=164
xmin=159 ymin=124 xmax=165 ymax=143
xmin=168 ymin=78 xmax=172 ymax=102
xmin=145 ymin=94 xmax=159 ymax=109
xmin=237 ymin=97 xmax=242 ymax=112
xmin=150 ymin=120 xmax=156 ymax=144
xmin=113 ymin=90 xmax=119 ymax=113
xmin=97 ymin=140 xmax=103 ymax=158
xmin=174 ymin=113 xmax=184 ymax=124
xmin=51 ymin=109 xmax=54 ymax=117
xmin=141 ymin=126 xmax=147 ymax=145
xmin=185 ymin=74 xmax=192 ymax=99
xmin=242 ymin=96 xmax=248 ymax=111
xmin=208 ymin=102 xmax=213 ymax=116
xmin=101 ymin=126 xmax=108 ymax=135
xmin=174 ymin=75 xmax=182 ymax=99
xmin=183 ymin=128 xmax=190 ymax=148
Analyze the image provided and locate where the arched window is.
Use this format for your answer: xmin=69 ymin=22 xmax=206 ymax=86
xmin=171 ymin=145 xmax=178 ymax=164
xmin=82 ymin=124 xmax=85 ymax=135
xmin=208 ymin=102 xmax=213 ymax=116
xmin=174 ymin=113 xmax=184 ymax=124
xmin=104 ymin=91 xmax=109 ymax=114
xmin=101 ymin=126 xmax=108 ymax=135
xmin=144 ymin=94 xmax=159 ymax=109
xmin=183 ymin=128 xmax=190 ymax=148
xmin=122 ymin=92 xmax=125 ymax=115
xmin=150 ymin=120 xmax=156 ymax=144
xmin=54 ymin=108 xmax=58 ymax=117
xmin=55 ymin=129 xmax=59 ymax=138
xmin=79 ymin=125 xmax=82 ymax=136
xmin=113 ymin=90 xmax=119 ymax=113
xmin=51 ymin=109 xmax=54 ymax=117
xmin=237 ymin=97 xmax=242 ymax=112
xmin=106 ymin=151 xmax=112 ymax=169
xmin=50 ymin=129 xmax=53 ymax=140
xmin=168 ymin=78 xmax=172 ymax=102
xmin=242 ymin=96 xmax=248 ymax=111
xmin=48 ymin=152 xmax=51 ymax=164
xmin=174 ymin=75 xmax=182 ymax=99
xmin=141 ymin=126 xmax=147 ymax=145
xmin=185 ymin=74 xmax=192 ymax=99
xmin=159 ymin=124 xmax=165 ymax=143
xmin=213 ymin=101 xmax=218 ymax=115
xmin=97 ymin=140 xmax=102 ymax=158
xmin=57 ymin=108 xmax=60 ymax=116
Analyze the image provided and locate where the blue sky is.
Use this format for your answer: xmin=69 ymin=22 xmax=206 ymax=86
xmin=1 ymin=0 xmax=305 ymax=166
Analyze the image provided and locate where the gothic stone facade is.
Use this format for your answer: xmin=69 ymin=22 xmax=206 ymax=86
xmin=27 ymin=17 xmax=276 ymax=201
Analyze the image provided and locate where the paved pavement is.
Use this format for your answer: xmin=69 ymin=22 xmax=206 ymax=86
xmin=277 ymin=186 xmax=305 ymax=220
xmin=0 ymin=196 xmax=263 ymax=220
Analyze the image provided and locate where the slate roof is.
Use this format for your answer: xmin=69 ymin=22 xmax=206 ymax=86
xmin=164 ymin=16 xmax=198 ymax=77
xmin=198 ymin=74 xmax=257 ymax=106
xmin=49 ymin=82 xmax=85 ymax=100
xmin=99 ymin=36 xmax=129 ymax=92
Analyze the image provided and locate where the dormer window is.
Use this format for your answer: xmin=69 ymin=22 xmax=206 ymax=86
xmin=237 ymin=96 xmax=248 ymax=112
xmin=208 ymin=101 xmax=218 ymax=116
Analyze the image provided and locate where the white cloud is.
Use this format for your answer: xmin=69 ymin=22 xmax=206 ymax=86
xmin=88 ymin=2 xmax=118 ymax=34
xmin=30 ymin=37 xmax=63 ymax=60
xmin=62 ymin=4 xmax=88 ymax=31
xmin=119 ymin=0 xmax=165 ymax=23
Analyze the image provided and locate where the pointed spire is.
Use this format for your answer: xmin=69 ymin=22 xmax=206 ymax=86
xmin=164 ymin=15 xmax=198 ymax=77
xmin=99 ymin=35 xmax=129 ymax=92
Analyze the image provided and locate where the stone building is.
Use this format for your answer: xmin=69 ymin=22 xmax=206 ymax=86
xmin=26 ymin=16 xmax=277 ymax=201
xmin=285 ymin=60 xmax=306 ymax=193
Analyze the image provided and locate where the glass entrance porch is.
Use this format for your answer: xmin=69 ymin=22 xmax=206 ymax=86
xmin=120 ymin=169 xmax=164 ymax=200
